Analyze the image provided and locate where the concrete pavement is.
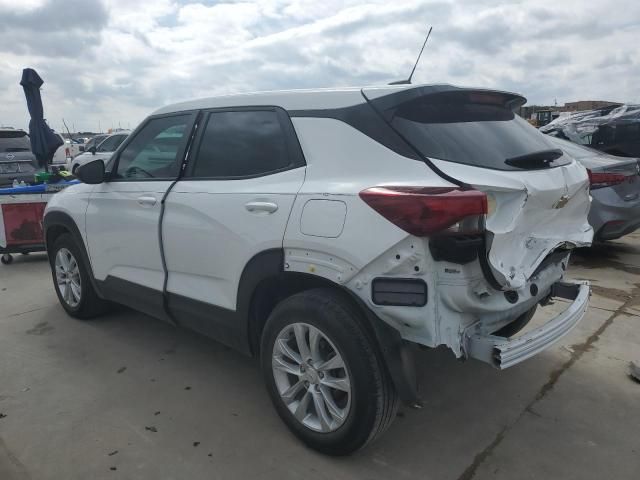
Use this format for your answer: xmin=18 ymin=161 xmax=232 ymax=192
xmin=1 ymin=234 xmax=639 ymax=479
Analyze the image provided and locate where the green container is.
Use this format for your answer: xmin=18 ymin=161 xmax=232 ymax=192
xmin=34 ymin=171 xmax=55 ymax=183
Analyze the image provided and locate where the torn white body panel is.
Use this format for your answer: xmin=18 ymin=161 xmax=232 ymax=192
xmin=431 ymin=158 xmax=593 ymax=289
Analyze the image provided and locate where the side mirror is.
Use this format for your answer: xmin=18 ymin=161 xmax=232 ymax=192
xmin=89 ymin=146 xmax=97 ymax=155
xmin=76 ymin=159 xmax=105 ymax=184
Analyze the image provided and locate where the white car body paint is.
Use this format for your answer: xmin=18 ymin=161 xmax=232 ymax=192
xmin=45 ymin=83 xmax=593 ymax=364
xmin=162 ymin=167 xmax=306 ymax=310
xmin=429 ymin=158 xmax=593 ymax=289
xmin=85 ymin=180 xmax=173 ymax=290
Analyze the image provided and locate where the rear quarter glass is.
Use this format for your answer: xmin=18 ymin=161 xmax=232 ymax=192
xmin=379 ymin=90 xmax=572 ymax=171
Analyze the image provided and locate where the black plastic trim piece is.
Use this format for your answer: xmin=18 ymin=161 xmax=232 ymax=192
xmin=167 ymin=292 xmax=244 ymax=351
xmin=97 ymin=276 xmax=170 ymax=322
xmin=170 ymin=249 xmax=284 ymax=355
xmin=371 ymin=278 xmax=428 ymax=307
xmin=347 ymin=291 xmax=420 ymax=404
xmin=429 ymin=235 xmax=483 ymax=264
xmin=288 ymin=102 xmax=422 ymax=161
xmin=157 ymin=111 xmax=204 ymax=326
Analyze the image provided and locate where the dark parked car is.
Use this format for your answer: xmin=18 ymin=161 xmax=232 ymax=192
xmin=549 ymin=136 xmax=640 ymax=240
xmin=0 ymin=129 xmax=37 ymax=187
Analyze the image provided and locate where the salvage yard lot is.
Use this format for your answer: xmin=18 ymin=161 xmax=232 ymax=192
xmin=1 ymin=235 xmax=639 ymax=480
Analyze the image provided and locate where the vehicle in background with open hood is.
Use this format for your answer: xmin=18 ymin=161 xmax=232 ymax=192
xmin=44 ymin=84 xmax=592 ymax=454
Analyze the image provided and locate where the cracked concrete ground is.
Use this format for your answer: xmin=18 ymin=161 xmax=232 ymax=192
xmin=1 ymin=234 xmax=639 ymax=479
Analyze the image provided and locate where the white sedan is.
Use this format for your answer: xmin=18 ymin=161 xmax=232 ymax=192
xmin=69 ymin=132 xmax=130 ymax=173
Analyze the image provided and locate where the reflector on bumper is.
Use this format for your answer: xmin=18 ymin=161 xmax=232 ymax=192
xmin=464 ymin=281 xmax=590 ymax=369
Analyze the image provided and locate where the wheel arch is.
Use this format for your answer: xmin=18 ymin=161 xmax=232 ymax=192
xmin=43 ymin=211 xmax=103 ymax=296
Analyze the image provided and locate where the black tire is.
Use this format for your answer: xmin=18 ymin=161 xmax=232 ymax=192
xmin=494 ymin=305 xmax=537 ymax=338
xmin=50 ymin=233 xmax=110 ymax=319
xmin=260 ymin=288 xmax=398 ymax=455
xmin=1 ymin=254 xmax=13 ymax=265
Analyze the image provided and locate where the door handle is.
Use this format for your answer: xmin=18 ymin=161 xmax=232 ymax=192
xmin=245 ymin=201 xmax=278 ymax=214
xmin=137 ymin=195 xmax=157 ymax=207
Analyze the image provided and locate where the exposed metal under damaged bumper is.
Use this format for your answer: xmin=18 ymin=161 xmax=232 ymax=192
xmin=464 ymin=281 xmax=590 ymax=369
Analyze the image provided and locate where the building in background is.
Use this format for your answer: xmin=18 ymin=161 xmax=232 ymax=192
xmin=518 ymin=100 xmax=623 ymax=127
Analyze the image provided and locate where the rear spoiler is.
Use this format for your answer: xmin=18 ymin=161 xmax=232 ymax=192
xmin=363 ymin=85 xmax=527 ymax=120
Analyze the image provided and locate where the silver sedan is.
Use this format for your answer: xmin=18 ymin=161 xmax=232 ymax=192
xmin=550 ymin=136 xmax=640 ymax=241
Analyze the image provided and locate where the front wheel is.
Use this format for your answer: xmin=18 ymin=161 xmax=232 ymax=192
xmin=260 ymin=289 xmax=397 ymax=455
xmin=50 ymin=233 xmax=109 ymax=319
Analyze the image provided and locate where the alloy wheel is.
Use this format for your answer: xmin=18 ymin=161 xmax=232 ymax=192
xmin=55 ymin=247 xmax=82 ymax=308
xmin=272 ymin=322 xmax=351 ymax=433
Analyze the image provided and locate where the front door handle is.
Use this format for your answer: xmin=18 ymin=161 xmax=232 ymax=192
xmin=245 ymin=201 xmax=278 ymax=214
xmin=137 ymin=195 xmax=157 ymax=207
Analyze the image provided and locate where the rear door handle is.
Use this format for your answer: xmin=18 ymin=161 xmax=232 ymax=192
xmin=245 ymin=201 xmax=278 ymax=214
xmin=137 ymin=195 xmax=157 ymax=207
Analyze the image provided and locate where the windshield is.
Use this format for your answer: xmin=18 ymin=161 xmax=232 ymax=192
xmin=97 ymin=134 xmax=127 ymax=152
xmin=0 ymin=132 xmax=31 ymax=153
xmin=386 ymin=91 xmax=572 ymax=171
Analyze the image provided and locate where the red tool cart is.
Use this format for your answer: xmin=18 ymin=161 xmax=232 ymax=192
xmin=0 ymin=194 xmax=48 ymax=264
xmin=0 ymin=181 xmax=80 ymax=264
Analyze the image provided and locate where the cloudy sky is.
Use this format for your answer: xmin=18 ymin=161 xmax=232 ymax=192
xmin=0 ymin=0 xmax=638 ymax=132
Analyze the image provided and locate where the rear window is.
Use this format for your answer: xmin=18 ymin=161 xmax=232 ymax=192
xmin=386 ymin=91 xmax=572 ymax=171
xmin=0 ymin=131 xmax=31 ymax=153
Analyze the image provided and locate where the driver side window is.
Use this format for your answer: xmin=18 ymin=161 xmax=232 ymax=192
xmin=114 ymin=115 xmax=192 ymax=180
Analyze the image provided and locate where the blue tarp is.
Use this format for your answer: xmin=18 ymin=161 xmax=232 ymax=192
xmin=0 ymin=180 xmax=79 ymax=196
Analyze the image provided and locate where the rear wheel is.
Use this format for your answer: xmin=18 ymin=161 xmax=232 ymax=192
xmin=50 ymin=233 xmax=109 ymax=319
xmin=261 ymin=289 xmax=397 ymax=455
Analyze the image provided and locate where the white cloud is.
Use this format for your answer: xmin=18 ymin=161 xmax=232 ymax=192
xmin=0 ymin=0 xmax=638 ymax=132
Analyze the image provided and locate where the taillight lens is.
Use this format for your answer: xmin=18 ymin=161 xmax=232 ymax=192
xmin=587 ymin=169 xmax=628 ymax=189
xmin=359 ymin=186 xmax=488 ymax=236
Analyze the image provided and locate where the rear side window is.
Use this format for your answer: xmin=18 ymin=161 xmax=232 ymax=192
xmin=190 ymin=110 xmax=291 ymax=178
xmin=384 ymin=91 xmax=572 ymax=171
xmin=0 ymin=131 xmax=31 ymax=153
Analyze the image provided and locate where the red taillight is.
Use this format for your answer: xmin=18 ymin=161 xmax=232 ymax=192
xmin=359 ymin=186 xmax=488 ymax=237
xmin=587 ymin=169 xmax=627 ymax=189
xmin=65 ymin=147 xmax=70 ymax=157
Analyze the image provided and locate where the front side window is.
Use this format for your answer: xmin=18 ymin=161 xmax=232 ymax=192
xmin=191 ymin=110 xmax=290 ymax=178
xmin=114 ymin=115 xmax=192 ymax=180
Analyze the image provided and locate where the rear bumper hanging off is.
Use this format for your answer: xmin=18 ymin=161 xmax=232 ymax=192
xmin=464 ymin=281 xmax=590 ymax=369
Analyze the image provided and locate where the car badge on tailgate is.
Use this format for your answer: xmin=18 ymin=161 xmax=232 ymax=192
xmin=553 ymin=194 xmax=570 ymax=209
xmin=5 ymin=153 xmax=15 ymax=160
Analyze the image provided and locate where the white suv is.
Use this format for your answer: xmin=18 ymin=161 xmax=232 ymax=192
xmin=44 ymin=84 xmax=592 ymax=455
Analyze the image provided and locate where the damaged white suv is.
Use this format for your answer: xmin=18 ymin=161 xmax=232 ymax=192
xmin=44 ymin=84 xmax=592 ymax=455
